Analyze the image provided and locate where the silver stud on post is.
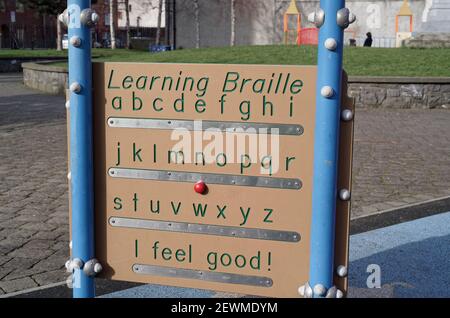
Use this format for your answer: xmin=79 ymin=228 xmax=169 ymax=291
xmin=337 ymin=8 xmax=356 ymax=29
xmin=313 ymin=284 xmax=327 ymax=297
xmin=339 ymin=189 xmax=351 ymax=201
xmin=324 ymin=38 xmax=338 ymax=51
xmin=91 ymin=12 xmax=100 ymax=24
xmin=70 ymin=82 xmax=82 ymax=94
xmin=336 ymin=289 xmax=344 ymax=298
xmin=325 ymin=286 xmax=338 ymax=298
xmin=298 ymin=285 xmax=305 ymax=297
xmin=321 ymin=86 xmax=334 ymax=98
xmin=337 ymin=8 xmax=350 ymax=28
xmin=304 ymin=282 xmax=313 ymax=298
xmin=80 ymin=8 xmax=99 ymax=27
xmin=65 ymin=101 xmax=70 ymax=109
xmin=349 ymin=13 xmax=356 ymax=24
xmin=67 ymin=258 xmax=84 ymax=272
xmin=70 ymin=36 xmax=82 ymax=48
xmin=336 ymin=265 xmax=348 ymax=277
xmin=308 ymin=8 xmax=325 ymax=28
xmin=67 ymin=172 xmax=72 ymax=181
xmin=58 ymin=9 xmax=68 ymax=27
xmin=83 ymin=259 xmax=103 ymax=277
xmin=341 ymin=109 xmax=354 ymax=122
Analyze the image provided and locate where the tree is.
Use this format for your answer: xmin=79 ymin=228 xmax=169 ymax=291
xmin=155 ymin=0 xmax=163 ymax=45
xmin=230 ymin=0 xmax=236 ymax=46
xmin=109 ymin=0 xmax=116 ymax=49
xmin=21 ymin=0 xmax=66 ymax=50
xmin=193 ymin=0 xmax=200 ymax=48
xmin=124 ymin=0 xmax=131 ymax=49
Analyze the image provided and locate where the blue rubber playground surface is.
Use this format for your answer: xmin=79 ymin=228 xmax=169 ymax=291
xmin=102 ymin=212 xmax=450 ymax=298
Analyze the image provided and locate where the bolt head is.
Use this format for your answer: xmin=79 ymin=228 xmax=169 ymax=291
xmin=70 ymin=82 xmax=82 ymax=94
xmin=304 ymin=283 xmax=313 ymax=298
xmin=313 ymin=284 xmax=327 ymax=297
xmin=341 ymin=109 xmax=354 ymax=122
xmin=321 ymin=86 xmax=334 ymax=98
xmin=337 ymin=8 xmax=351 ymax=28
xmin=314 ymin=8 xmax=325 ymax=27
xmin=58 ymin=10 xmax=68 ymax=25
xmin=324 ymin=38 xmax=338 ymax=51
xmin=70 ymin=258 xmax=83 ymax=271
xmin=298 ymin=285 xmax=305 ymax=296
xmin=65 ymin=101 xmax=70 ymax=109
xmin=336 ymin=265 xmax=348 ymax=277
xmin=91 ymin=12 xmax=100 ymax=23
xmin=336 ymin=289 xmax=344 ymax=298
xmin=67 ymin=172 xmax=72 ymax=180
xmin=339 ymin=189 xmax=351 ymax=201
xmin=326 ymin=286 xmax=338 ymax=298
xmin=94 ymin=262 xmax=103 ymax=273
xmin=69 ymin=36 xmax=82 ymax=47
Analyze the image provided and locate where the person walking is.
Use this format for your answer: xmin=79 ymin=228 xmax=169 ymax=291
xmin=364 ymin=32 xmax=373 ymax=47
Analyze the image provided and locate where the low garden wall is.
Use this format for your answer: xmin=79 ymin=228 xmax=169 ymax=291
xmin=348 ymin=77 xmax=450 ymax=109
xmin=22 ymin=62 xmax=68 ymax=96
xmin=0 ymin=57 xmax=66 ymax=73
xmin=21 ymin=62 xmax=450 ymax=108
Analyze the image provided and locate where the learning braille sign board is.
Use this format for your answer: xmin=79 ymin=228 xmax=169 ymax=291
xmin=68 ymin=62 xmax=354 ymax=298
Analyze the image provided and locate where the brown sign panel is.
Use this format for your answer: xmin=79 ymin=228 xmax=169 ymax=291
xmin=84 ymin=62 xmax=354 ymax=298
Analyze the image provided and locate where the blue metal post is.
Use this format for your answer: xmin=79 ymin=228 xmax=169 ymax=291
xmin=68 ymin=0 xmax=95 ymax=298
xmin=309 ymin=0 xmax=346 ymax=296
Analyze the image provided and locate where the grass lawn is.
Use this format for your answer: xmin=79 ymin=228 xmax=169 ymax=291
xmin=2 ymin=46 xmax=450 ymax=77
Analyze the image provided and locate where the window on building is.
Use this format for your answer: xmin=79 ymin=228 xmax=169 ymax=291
xmin=16 ymin=1 xmax=25 ymax=13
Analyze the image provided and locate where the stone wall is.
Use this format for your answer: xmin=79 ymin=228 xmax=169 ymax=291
xmin=22 ymin=62 xmax=68 ymax=96
xmin=348 ymin=77 xmax=450 ymax=109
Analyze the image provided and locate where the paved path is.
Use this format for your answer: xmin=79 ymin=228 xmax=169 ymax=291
xmin=0 ymin=74 xmax=69 ymax=294
xmin=0 ymin=74 xmax=449 ymax=294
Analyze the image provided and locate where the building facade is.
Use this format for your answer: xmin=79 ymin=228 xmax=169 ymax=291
xmin=118 ymin=0 xmax=165 ymax=29
xmin=0 ymin=0 xmax=57 ymax=49
xmin=175 ymin=0 xmax=442 ymax=49
xmin=91 ymin=0 xmax=120 ymax=47
xmin=0 ymin=0 xmax=119 ymax=49
xmin=116 ymin=0 xmax=166 ymax=44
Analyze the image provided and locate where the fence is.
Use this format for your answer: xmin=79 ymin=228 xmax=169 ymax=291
xmin=343 ymin=32 xmax=396 ymax=48
xmin=297 ymin=28 xmax=319 ymax=46
xmin=0 ymin=23 xmax=57 ymax=49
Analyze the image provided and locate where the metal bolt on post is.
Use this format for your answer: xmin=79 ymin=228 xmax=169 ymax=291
xmin=308 ymin=0 xmax=354 ymax=298
xmin=67 ymin=0 xmax=95 ymax=298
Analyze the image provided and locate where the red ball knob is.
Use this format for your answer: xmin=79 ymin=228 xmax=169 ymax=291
xmin=194 ymin=181 xmax=207 ymax=194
